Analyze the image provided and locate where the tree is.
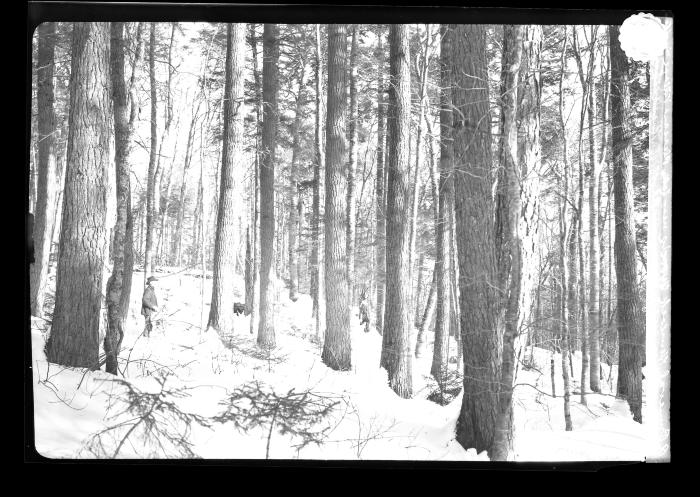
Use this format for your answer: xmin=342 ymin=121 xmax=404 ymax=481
xmin=144 ymin=22 xmax=159 ymax=280
xmin=321 ymin=24 xmax=351 ymax=371
xmin=431 ymin=24 xmax=453 ymax=381
xmin=104 ymin=21 xmax=139 ymax=375
xmin=45 ymin=22 xmax=111 ymax=368
xmin=380 ymin=24 xmax=413 ymax=399
xmin=208 ymin=23 xmax=246 ymax=335
xmin=451 ymin=24 xmax=502 ymax=454
xmin=257 ymin=23 xmax=280 ymax=349
xmin=492 ymin=24 xmax=524 ymax=462
xmin=374 ymin=24 xmax=387 ymax=336
xmin=346 ymin=24 xmax=359 ymax=304
xmin=310 ymin=24 xmax=325 ymax=334
xmin=609 ymin=24 xmax=643 ymax=423
xmin=30 ymin=22 xmax=58 ymax=318
xmin=288 ymin=47 xmax=306 ymax=303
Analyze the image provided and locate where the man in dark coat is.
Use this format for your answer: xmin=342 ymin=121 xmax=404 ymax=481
xmin=141 ymin=276 xmax=160 ymax=337
xmin=359 ymin=293 xmax=371 ymax=333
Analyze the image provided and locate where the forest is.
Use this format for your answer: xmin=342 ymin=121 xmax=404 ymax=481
xmin=28 ymin=17 xmax=671 ymax=461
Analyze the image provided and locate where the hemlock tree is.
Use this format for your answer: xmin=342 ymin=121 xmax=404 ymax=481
xmin=45 ymin=22 xmax=111 ymax=368
xmin=451 ymin=24 xmax=503 ymax=454
xmin=257 ymin=23 xmax=279 ymax=349
xmin=310 ymin=23 xmax=324 ymax=330
xmin=380 ymin=24 xmax=413 ymax=399
xmin=610 ymin=24 xmax=643 ymax=423
xmin=322 ymin=24 xmax=351 ymax=370
xmin=30 ymin=22 xmax=58 ymax=319
xmin=208 ymin=23 xmax=246 ymax=335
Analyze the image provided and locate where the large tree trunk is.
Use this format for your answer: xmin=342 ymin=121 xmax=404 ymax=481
xmin=492 ymin=24 xmax=524 ymax=462
xmin=257 ymin=23 xmax=279 ymax=349
xmin=452 ymin=24 xmax=503 ymax=454
xmin=380 ymin=24 xmax=413 ymax=399
xmin=346 ymin=24 xmax=359 ymax=305
xmin=45 ymin=22 xmax=111 ymax=369
xmin=374 ymin=25 xmax=387 ymax=336
xmin=609 ymin=25 xmax=643 ymax=423
xmin=322 ymin=24 xmax=352 ymax=371
xmin=288 ymin=62 xmax=306 ymax=303
xmin=311 ymin=24 xmax=325 ymax=335
xmin=208 ymin=23 xmax=246 ymax=335
xmin=431 ymin=24 xmax=453 ymax=382
xmin=30 ymin=22 xmax=58 ymax=318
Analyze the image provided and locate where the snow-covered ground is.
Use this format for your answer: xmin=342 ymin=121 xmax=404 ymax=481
xmin=29 ymin=269 xmax=645 ymax=461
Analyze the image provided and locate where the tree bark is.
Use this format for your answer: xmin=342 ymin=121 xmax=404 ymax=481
xmin=610 ymin=25 xmax=643 ymax=423
xmin=30 ymin=22 xmax=58 ymax=319
xmin=45 ymin=22 xmax=111 ymax=369
xmin=104 ymin=21 xmax=136 ymax=375
xmin=208 ymin=23 xmax=246 ymax=335
xmin=379 ymin=24 xmax=413 ymax=399
xmin=346 ymin=24 xmax=359 ymax=305
xmin=144 ymin=22 xmax=159 ymax=281
xmin=492 ymin=24 xmax=524 ymax=462
xmin=310 ymin=24 xmax=324 ymax=323
xmin=322 ymin=24 xmax=352 ymax=370
xmin=431 ymin=24 xmax=453 ymax=382
xmin=257 ymin=23 xmax=279 ymax=349
xmin=374 ymin=25 xmax=387 ymax=336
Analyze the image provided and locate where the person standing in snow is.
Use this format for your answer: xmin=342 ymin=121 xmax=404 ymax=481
xmin=141 ymin=276 xmax=160 ymax=337
xmin=358 ymin=288 xmax=371 ymax=333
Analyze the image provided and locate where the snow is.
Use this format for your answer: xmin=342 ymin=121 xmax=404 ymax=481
xmin=30 ymin=269 xmax=645 ymax=461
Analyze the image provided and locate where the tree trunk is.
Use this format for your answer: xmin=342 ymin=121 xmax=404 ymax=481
xmin=516 ymin=24 xmax=543 ymax=366
xmin=104 ymin=22 xmax=136 ymax=375
xmin=288 ymin=61 xmax=306 ymax=303
xmin=45 ymin=22 xmax=111 ymax=369
xmin=379 ymin=24 xmax=413 ymax=399
xmin=587 ymin=30 xmax=602 ymax=393
xmin=492 ymin=24 xmax=524 ymax=462
xmin=257 ymin=23 xmax=279 ymax=349
xmin=208 ymin=23 xmax=246 ymax=335
xmin=610 ymin=25 xmax=643 ymax=423
xmin=30 ymin=22 xmax=57 ymax=319
xmin=321 ymin=24 xmax=352 ymax=371
xmin=431 ymin=24 xmax=453 ymax=382
xmin=144 ymin=22 xmax=159 ymax=281
xmin=346 ymin=24 xmax=359 ymax=305
xmin=374 ymin=24 xmax=387 ymax=336
xmin=311 ymin=24 xmax=324 ymax=323
xmin=450 ymin=24 xmax=502 ymax=453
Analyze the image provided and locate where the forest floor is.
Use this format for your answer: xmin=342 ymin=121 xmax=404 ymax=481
xmin=29 ymin=267 xmax=646 ymax=461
